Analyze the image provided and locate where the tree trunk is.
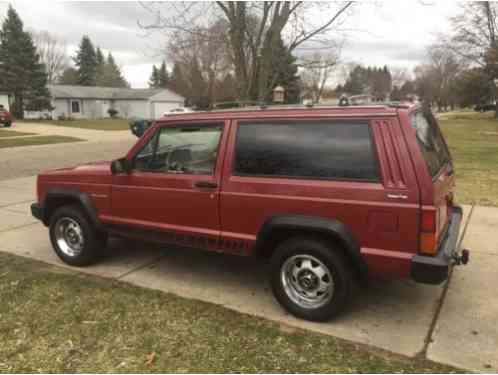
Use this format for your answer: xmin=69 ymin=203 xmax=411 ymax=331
xmin=12 ymin=94 xmax=24 ymax=119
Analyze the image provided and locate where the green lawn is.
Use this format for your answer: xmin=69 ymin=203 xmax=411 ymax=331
xmin=20 ymin=118 xmax=130 ymax=131
xmin=0 ymin=135 xmax=83 ymax=148
xmin=0 ymin=252 xmax=459 ymax=373
xmin=0 ymin=129 xmax=35 ymax=138
xmin=438 ymin=111 xmax=498 ymax=206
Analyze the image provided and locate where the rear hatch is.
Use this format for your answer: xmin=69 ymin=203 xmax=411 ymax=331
xmin=411 ymin=109 xmax=454 ymax=244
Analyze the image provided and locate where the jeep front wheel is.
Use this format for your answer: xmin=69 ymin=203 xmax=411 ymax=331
xmin=270 ymin=237 xmax=353 ymax=321
xmin=49 ymin=205 xmax=105 ymax=266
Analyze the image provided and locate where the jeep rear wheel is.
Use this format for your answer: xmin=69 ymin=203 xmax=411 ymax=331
xmin=270 ymin=237 xmax=353 ymax=321
xmin=49 ymin=205 xmax=106 ymax=266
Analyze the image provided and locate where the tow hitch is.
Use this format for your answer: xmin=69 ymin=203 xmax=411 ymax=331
xmin=453 ymin=249 xmax=470 ymax=265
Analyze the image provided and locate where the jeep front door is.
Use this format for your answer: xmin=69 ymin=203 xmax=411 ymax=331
xmin=108 ymin=121 xmax=228 ymax=250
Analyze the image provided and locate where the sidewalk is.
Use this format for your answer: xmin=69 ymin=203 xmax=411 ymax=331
xmin=0 ymin=175 xmax=496 ymax=372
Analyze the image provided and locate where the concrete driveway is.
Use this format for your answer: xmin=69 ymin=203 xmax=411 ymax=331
xmin=0 ymin=175 xmax=496 ymax=372
xmin=0 ymin=122 xmax=134 ymax=180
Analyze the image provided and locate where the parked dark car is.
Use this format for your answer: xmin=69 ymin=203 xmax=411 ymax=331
xmin=474 ymin=103 xmax=496 ymax=112
xmin=129 ymin=118 xmax=153 ymax=137
xmin=31 ymin=103 xmax=470 ymax=321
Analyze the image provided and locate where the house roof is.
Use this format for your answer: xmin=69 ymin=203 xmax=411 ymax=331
xmin=48 ymin=85 xmax=184 ymax=101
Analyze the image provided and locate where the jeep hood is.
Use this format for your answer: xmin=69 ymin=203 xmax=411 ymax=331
xmin=39 ymin=160 xmax=113 ymax=183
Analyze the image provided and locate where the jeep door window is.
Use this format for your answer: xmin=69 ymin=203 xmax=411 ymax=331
xmin=134 ymin=124 xmax=222 ymax=175
xmin=234 ymin=122 xmax=379 ymax=181
xmin=411 ymin=109 xmax=451 ymax=178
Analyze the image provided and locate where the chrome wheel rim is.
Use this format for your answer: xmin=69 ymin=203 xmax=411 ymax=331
xmin=281 ymin=254 xmax=334 ymax=309
xmin=55 ymin=217 xmax=84 ymax=257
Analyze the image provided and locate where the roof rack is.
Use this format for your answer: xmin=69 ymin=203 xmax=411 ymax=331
xmin=206 ymin=99 xmax=415 ymax=113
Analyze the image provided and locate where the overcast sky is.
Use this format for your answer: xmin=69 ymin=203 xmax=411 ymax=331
xmin=0 ymin=1 xmax=462 ymax=88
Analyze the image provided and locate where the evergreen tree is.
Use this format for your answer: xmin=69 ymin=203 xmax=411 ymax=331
xmin=74 ymin=35 xmax=97 ymax=86
xmin=94 ymin=47 xmax=106 ymax=85
xmin=58 ymin=67 xmax=79 ymax=85
xmin=95 ymin=47 xmax=105 ymax=66
xmin=148 ymin=64 xmax=159 ymax=88
xmin=340 ymin=65 xmax=392 ymax=100
xmin=342 ymin=66 xmax=367 ymax=95
xmin=95 ymin=53 xmax=128 ymax=87
xmin=390 ymin=85 xmax=402 ymax=101
xmin=157 ymin=61 xmax=169 ymax=88
xmin=188 ymin=57 xmax=208 ymax=109
xmin=266 ymin=37 xmax=301 ymax=104
xmin=215 ymin=73 xmax=238 ymax=102
xmin=169 ymin=62 xmax=189 ymax=97
xmin=0 ymin=5 xmax=51 ymax=118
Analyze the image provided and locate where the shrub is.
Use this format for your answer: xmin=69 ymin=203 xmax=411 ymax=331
xmin=108 ymin=108 xmax=118 ymax=118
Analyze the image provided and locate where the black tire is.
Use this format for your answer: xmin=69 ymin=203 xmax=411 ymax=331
xmin=49 ymin=204 xmax=106 ymax=266
xmin=270 ymin=236 xmax=353 ymax=322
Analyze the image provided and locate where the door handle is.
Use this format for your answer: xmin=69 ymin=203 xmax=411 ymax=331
xmin=194 ymin=181 xmax=218 ymax=189
xmin=387 ymin=193 xmax=408 ymax=200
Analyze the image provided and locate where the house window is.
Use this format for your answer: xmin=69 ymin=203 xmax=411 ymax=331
xmin=71 ymin=101 xmax=80 ymax=113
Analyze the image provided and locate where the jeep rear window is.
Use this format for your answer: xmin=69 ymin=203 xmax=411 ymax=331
xmin=410 ymin=110 xmax=451 ymax=178
xmin=234 ymin=122 xmax=379 ymax=181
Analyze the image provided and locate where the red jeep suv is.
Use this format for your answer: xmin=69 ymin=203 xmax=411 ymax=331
xmin=31 ymin=103 xmax=469 ymax=321
xmin=0 ymin=105 xmax=12 ymax=127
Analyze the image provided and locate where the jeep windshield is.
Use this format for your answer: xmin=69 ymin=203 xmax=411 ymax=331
xmin=410 ymin=109 xmax=452 ymax=179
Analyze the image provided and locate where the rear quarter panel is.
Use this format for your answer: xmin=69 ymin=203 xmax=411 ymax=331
xmin=398 ymin=109 xmax=455 ymax=241
xmin=219 ymin=115 xmax=420 ymax=279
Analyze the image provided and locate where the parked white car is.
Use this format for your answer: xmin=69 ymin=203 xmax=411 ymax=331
xmin=162 ymin=107 xmax=194 ymax=116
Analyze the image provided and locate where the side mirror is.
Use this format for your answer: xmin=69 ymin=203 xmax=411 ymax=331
xmin=111 ymin=157 xmax=131 ymax=175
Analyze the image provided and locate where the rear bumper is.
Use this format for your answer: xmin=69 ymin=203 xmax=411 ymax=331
xmin=410 ymin=206 xmax=469 ymax=284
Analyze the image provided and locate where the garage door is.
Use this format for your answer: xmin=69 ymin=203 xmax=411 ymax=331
xmin=151 ymin=101 xmax=182 ymax=119
xmin=0 ymin=95 xmax=10 ymax=111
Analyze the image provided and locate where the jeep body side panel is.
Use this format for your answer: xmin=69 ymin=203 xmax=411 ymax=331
xmin=37 ymin=188 xmax=106 ymax=229
xmin=36 ymin=165 xmax=113 ymax=225
xmin=365 ymin=117 xmax=421 ymax=277
xmin=255 ymin=214 xmax=368 ymax=274
xmin=219 ymin=116 xmax=420 ymax=279
xmin=101 ymin=120 xmax=232 ymax=253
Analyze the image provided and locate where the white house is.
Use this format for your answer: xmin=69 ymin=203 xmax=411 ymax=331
xmin=36 ymin=85 xmax=185 ymax=120
xmin=0 ymin=92 xmax=11 ymax=111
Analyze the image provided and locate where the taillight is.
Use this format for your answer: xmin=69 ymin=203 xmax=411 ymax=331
xmin=421 ymin=210 xmax=436 ymax=232
xmin=420 ymin=208 xmax=437 ymax=255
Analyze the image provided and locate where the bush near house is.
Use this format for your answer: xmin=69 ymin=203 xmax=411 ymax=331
xmin=107 ymin=108 xmax=118 ymax=118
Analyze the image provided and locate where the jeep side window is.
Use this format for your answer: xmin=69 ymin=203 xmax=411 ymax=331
xmin=411 ymin=110 xmax=451 ymax=178
xmin=234 ymin=122 xmax=379 ymax=181
xmin=134 ymin=124 xmax=222 ymax=175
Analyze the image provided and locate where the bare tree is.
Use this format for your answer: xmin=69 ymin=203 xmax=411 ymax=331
xmin=139 ymin=1 xmax=355 ymax=100
xmin=32 ymin=30 xmax=69 ymax=84
xmin=390 ymin=66 xmax=412 ymax=89
xmin=451 ymin=2 xmax=497 ymax=67
xmin=414 ymin=44 xmax=462 ymax=111
xmin=167 ymin=19 xmax=232 ymax=103
xmin=450 ymin=2 xmax=498 ymax=115
xmin=299 ymin=51 xmax=340 ymax=103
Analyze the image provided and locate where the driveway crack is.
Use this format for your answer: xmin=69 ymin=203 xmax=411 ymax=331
xmin=417 ymin=204 xmax=475 ymax=358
